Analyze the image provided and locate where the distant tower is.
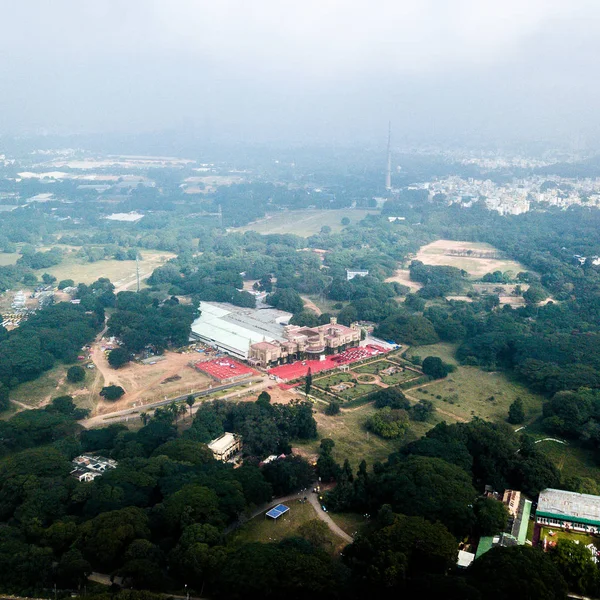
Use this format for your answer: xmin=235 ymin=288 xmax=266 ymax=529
xmin=385 ymin=121 xmax=392 ymax=191
xmin=218 ymin=204 xmax=223 ymax=228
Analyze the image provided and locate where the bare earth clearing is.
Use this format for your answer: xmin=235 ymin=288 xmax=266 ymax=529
xmin=414 ymin=240 xmax=526 ymax=279
xmin=385 ymin=269 xmax=423 ymax=292
xmin=91 ymin=348 xmax=213 ymax=415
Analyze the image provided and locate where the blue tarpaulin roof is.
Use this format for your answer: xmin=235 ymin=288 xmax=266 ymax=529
xmin=266 ymin=504 xmax=290 ymax=519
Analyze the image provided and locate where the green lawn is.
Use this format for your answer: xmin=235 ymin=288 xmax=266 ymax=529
xmin=229 ymin=500 xmax=343 ymax=552
xmin=405 ymin=342 xmax=459 ymax=365
xmin=535 ymin=440 xmax=600 ymax=482
xmin=295 ymin=403 xmax=439 ymax=468
xmin=314 ymin=372 xmax=380 ymax=402
xmin=539 ymin=526 xmax=600 ymax=550
xmin=352 ymin=361 xmax=387 ymax=375
xmin=329 ymin=512 xmax=369 ymax=537
xmin=379 ymin=369 xmax=417 ymax=386
xmin=237 ymin=209 xmax=378 ymax=237
xmin=405 ymin=366 xmax=544 ymax=424
xmin=314 ymin=372 xmax=354 ymax=386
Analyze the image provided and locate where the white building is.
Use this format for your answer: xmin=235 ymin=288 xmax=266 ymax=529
xmin=536 ymin=488 xmax=600 ymax=533
xmin=346 ymin=269 xmax=369 ymax=281
xmin=189 ymin=301 xmax=292 ymax=360
xmin=208 ymin=432 xmax=242 ymax=462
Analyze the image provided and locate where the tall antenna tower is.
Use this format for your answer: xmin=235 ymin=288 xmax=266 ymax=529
xmin=385 ymin=121 xmax=392 ymax=191
xmin=218 ymin=204 xmax=223 ymax=228
xmin=136 ymin=255 xmax=140 ymax=293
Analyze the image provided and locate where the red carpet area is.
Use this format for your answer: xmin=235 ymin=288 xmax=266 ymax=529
xmin=268 ymin=345 xmax=389 ymax=381
xmin=195 ymin=358 xmax=257 ymax=381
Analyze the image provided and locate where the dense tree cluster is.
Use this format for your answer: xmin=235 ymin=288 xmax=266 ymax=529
xmin=0 ymin=302 xmax=102 ymax=408
xmin=189 ymin=397 xmax=317 ymax=458
xmin=107 ymin=291 xmax=197 ymax=355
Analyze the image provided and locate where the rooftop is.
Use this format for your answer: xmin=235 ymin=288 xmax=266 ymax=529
xmin=537 ymin=488 xmax=600 ymax=525
xmin=208 ymin=432 xmax=239 ymax=453
xmin=190 ymin=301 xmax=292 ymax=356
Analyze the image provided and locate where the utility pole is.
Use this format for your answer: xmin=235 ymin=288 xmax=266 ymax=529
xmin=136 ymin=255 xmax=140 ymax=293
xmin=385 ymin=121 xmax=392 ymax=192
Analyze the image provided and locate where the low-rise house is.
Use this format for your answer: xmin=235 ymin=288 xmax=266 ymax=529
xmin=208 ymin=432 xmax=242 ymax=462
xmin=536 ymin=488 xmax=600 ymax=533
xmin=71 ymin=454 xmax=117 ymax=482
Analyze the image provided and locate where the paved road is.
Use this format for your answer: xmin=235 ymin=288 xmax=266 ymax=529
xmin=227 ymin=486 xmax=353 ymax=544
xmin=80 ymin=377 xmax=266 ymax=428
xmin=306 ymin=492 xmax=353 ymax=543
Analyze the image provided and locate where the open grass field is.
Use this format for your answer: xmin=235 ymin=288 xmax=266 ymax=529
xmin=535 ymin=440 xmax=600 ymax=482
xmin=0 ymin=252 xmax=19 ymax=266
xmin=406 ymin=365 xmax=544 ymax=424
xmin=405 ymin=342 xmax=459 ymax=365
xmin=230 ymin=500 xmax=343 ymax=552
xmin=32 ymin=249 xmax=176 ymax=287
xmin=237 ymin=209 xmax=378 ymax=237
xmin=295 ymin=402 xmax=439 ymax=468
xmin=414 ymin=240 xmax=526 ymax=279
xmin=330 ymin=512 xmax=370 ymax=537
xmin=9 ymin=364 xmax=91 ymax=409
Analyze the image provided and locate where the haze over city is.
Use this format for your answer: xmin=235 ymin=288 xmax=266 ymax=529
xmin=2 ymin=0 xmax=600 ymax=145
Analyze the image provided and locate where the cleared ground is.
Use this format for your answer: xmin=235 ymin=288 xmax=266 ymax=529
xmin=414 ymin=240 xmax=526 ymax=279
xmin=9 ymin=364 xmax=91 ymax=409
xmin=237 ymin=209 xmax=377 ymax=237
xmin=90 ymin=348 xmax=214 ymax=415
xmin=0 ymin=252 xmax=19 ymax=266
xmin=384 ymin=269 xmax=423 ymax=292
xmin=33 ymin=249 xmax=176 ymax=287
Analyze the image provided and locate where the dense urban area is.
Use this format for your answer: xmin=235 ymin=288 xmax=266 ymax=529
xmin=0 ymin=138 xmax=597 ymax=600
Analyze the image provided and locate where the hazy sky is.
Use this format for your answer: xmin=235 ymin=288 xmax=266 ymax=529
xmin=1 ymin=1 xmax=599 ymax=145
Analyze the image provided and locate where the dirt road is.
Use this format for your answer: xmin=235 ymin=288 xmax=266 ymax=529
xmin=301 ymin=296 xmax=322 ymax=316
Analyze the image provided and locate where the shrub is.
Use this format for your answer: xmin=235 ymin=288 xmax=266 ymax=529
xmin=67 ymin=365 xmax=86 ymax=383
xmin=365 ymin=407 xmax=409 ymax=439
xmin=325 ymin=401 xmax=341 ymax=416
xmin=100 ymin=385 xmax=126 ymax=401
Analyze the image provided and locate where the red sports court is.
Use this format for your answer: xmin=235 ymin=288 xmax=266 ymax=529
xmin=195 ymin=357 xmax=257 ymax=382
xmin=268 ymin=344 xmax=389 ymax=381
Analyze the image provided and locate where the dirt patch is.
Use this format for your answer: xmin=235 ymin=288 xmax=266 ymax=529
xmin=385 ymin=269 xmax=423 ymax=292
xmin=91 ymin=347 xmax=212 ymax=415
xmin=246 ymin=385 xmax=300 ymax=405
xmin=302 ymin=296 xmax=322 ymax=316
xmin=414 ymin=240 xmax=526 ymax=279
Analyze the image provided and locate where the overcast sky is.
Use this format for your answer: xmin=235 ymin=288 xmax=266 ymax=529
xmin=1 ymin=1 xmax=599 ymax=146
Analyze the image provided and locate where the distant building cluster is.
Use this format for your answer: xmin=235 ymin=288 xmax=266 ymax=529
xmin=71 ymin=454 xmax=118 ymax=483
xmin=249 ymin=317 xmax=361 ymax=368
xmin=421 ymin=175 xmax=600 ymax=215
